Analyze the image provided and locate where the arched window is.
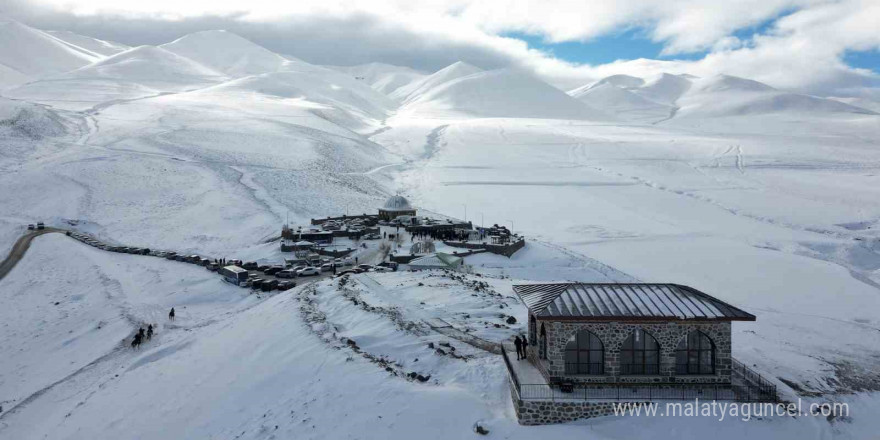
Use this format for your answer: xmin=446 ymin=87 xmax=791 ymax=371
xmin=564 ymin=330 xmax=604 ymax=375
xmin=621 ymin=329 xmax=660 ymax=375
xmin=539 ymin=324 xmax=547 ymax=360
xmin=529 ymin=316 xmax=537 ymax=346
xmin=675 ymin=331 xmax=716 ymax=375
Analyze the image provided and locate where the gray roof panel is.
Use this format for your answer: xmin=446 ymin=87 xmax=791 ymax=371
xmin=512 ymin=283 xmax=756 ymax=321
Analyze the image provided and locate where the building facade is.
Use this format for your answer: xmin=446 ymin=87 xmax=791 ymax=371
xmin=514 ymin=283 xmax=754 ymax=386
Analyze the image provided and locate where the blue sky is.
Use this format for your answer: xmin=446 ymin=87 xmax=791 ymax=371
xmin=505 ymin=29 xmax=705 ymax=65
xmin=508 ymin=22 xmax=878 ymax=75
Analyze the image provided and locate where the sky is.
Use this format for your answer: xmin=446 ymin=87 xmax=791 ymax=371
xmin=2 ymin=0 xmax=879 ymax=96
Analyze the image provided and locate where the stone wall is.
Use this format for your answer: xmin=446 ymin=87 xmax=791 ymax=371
xmin=442 ymin=237 xmax=525 ymax=257
xmin=511 ymin=391 xmax=644 ymax=425
xmin=531 ymin=318 xmax=731 ymax=384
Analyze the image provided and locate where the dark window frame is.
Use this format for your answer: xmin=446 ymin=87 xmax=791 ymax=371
xmin=620 ymin=329 xmax=661 ymax=375
xmin=675 ymin=330 xmax=716 ymax=375
xmin=564 ymin=330 xmax=604 ymax=375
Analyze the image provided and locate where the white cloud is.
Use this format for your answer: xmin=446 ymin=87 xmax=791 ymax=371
xmin=4 ymin=0 xmax=879 ymax=95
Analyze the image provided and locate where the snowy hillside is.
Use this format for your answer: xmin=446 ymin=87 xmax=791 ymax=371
xmin=160 ymin=30 xmax=292 ymax=77
xmin=0 ymin=20 xmax=100 ymax=88
xmin=1 ymin=19 xmax=880 ymax=440
xmin=390 ymin=61 xmax=483 ymax=103
xmin=569 ymin=72 xmax=877 ymax=123
xmin=46 ymin=30 xmax=130 ymax=56
xmin=331 ymin=62 xmax=428 ymax=96
xmin=396 ymin=68 xmax=610 ymax=120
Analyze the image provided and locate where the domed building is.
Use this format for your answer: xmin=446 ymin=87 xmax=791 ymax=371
xmin=378 ymin=195 xmax=416 ymax=220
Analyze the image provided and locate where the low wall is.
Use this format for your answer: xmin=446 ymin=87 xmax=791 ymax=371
xmin=390 ymin=249 xmax=486 ymax=264
xmin=310 ymin=214 xmax=378 ymax=226
xmin=314 ymin=247 xmax=356 ymax=258
xmin=442 ymin=238 xmax=525 ymax=258
xmin=512 ymin=393 xmax=639 ymax=425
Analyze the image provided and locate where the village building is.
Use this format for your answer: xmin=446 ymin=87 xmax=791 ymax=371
xmin=503 ymin=282 xmax=777 ymax=425
xmin=378 ymin=195 xmax=417 ymax=221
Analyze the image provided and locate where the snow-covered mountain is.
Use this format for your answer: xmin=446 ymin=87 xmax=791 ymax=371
xmin=160 ymin=30 xmax=293 ymax=77
xmin=397 ymin=67 xmax=610 ymax=120
xmin=0 ymin=19 xmax=101 ymax=88
xmin=45 ymin=30 xmax=130 ymax=56
xmin=2 ymin=18 xmax=880 ymax=440
xmin=390 ymin=61 xmax=484 ymax=103
xmin=569 ymin=72 xmax=877 ymax=122
xmin=330 ymin=62 xmax=427 ymax=96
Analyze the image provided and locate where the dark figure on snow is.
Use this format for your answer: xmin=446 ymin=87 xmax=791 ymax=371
xmin=138 ymin=327 xmax=145 ymax=341
xmin=521 ymin=335 xmax=529 ymax=357
xmin=147 ymin=324 xmax=153 ymax=340
xmin=513 ymin=336 xmax=523 ymax=360
xmin=169 ymin=307 xmax=175 ymax=321
xmin=131 ymin=333 xmax=142 ymax=350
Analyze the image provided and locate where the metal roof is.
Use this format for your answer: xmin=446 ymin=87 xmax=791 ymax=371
xmin=381 ymin=195 xmax=414 ymax=211
xmin=512 ymin=283 xmax=755 ymax=321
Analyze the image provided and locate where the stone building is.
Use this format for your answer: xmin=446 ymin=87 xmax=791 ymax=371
xmin=514 ymin=283 xmax=755 ymax=385
xmin=378 ymin=195 xmax=416 ymax=221
xmin=503 ymin=283 xmax=774 ymax=424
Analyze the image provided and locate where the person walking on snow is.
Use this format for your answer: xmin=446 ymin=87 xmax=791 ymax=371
xmin=514 ymin=336 xmax=523 ymax=360
xmin=146 ymin=324 xmax=153 ymax=340
xmin=521 ymin=335 xmax=529 ymax=358
xmin=169 ymin=307 xmax=175 ymax=321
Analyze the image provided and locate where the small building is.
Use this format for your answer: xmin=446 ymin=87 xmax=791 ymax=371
xmin=503 ymin=282 xmax=776 ymax=425
xmin=378 ymin=195 xmax=416 ymax=221
xmin=407 ymin=252 xmax=463 ymax=271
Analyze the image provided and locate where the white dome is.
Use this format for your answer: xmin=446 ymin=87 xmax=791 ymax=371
xmin=382 ymin=195 xmax=413 ymax=211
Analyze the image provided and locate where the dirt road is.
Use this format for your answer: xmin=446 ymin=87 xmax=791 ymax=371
xmin=0 ymin=228 xmax=61 ymax=281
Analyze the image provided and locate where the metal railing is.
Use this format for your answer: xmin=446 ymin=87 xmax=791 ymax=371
xmin=500 ymin=345 xmax=521 ymax=398
xmin=501 ymin=347 xmax=778 ymax=402
xmin=731 ymin=358 xmax=778 ymax=402
xmin=519 ymin=384 xmax=739 ymax=401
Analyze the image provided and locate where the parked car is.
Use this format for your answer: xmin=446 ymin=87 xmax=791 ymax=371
xmin=358 ymin=264 xmax=373 ymax=271
xmin=363 ymin=233 xmax=380 ymax=240
xmin=242 ymin=261 xmax=258 ymax=270
xmin=276 ymin=269 xmax=296 ymax=279
xmin=37 ymin=222 xmax=45 ymax=230
xmin=320 ymin=263 xmax=336 ymax=272
xmin=250 ymin=278 xmax=265 ymax=289
xmin=296 ymin=267 xmax=320 ymax=277
xmin=264 ymin=266 xmax=284 ymax=276
xmin=206 ymin=262 xmax=219 ymax=271
xmin=290 ymin=265 xmax=308 ymax=273
xmin=277 ymin=281 xmax=296 ymax=291
xmin=261 ymin=280 xmax=278 ymax=292
xmin=257 ymin=265 xmax=270 ymax=272
xmin=373 ymin=266 xmax=392 ymax=273
xmin=28 ymin=224 xmax=35 ymax=230
xmin=174 ymin=254 xmax=187 ymax=261
xmin=336 ymin=269 xmax=359 ymax=277
xmin=343 ymin=258 xmax=354 ymax=266
xmin=141 ymin=248 xmax=151 ymax=255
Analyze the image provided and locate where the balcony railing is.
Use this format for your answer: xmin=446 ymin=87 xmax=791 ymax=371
xmin=502 ymin=346 xmax=777 ymax=402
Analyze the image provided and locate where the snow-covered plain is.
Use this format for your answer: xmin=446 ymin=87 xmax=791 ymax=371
xmin=2 ymin=20 xmax=880 ymax=439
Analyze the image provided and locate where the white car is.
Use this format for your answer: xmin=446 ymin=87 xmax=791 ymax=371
xmin=373 ymin=266 xmax=393 ymax=273
xmin=276 ymin=269 xmax=297 ymax=278
xmin=320 ymin=263 xmax=336 ymax=272
xmin=296 ymin=267 xmax=321 ymax=277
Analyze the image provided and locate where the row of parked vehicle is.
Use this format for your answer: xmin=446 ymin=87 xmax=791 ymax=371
xmin=66 ymin=231 xmax=152 ymax=255
xmin=27 ymin=222 xmax=45 ymax=230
